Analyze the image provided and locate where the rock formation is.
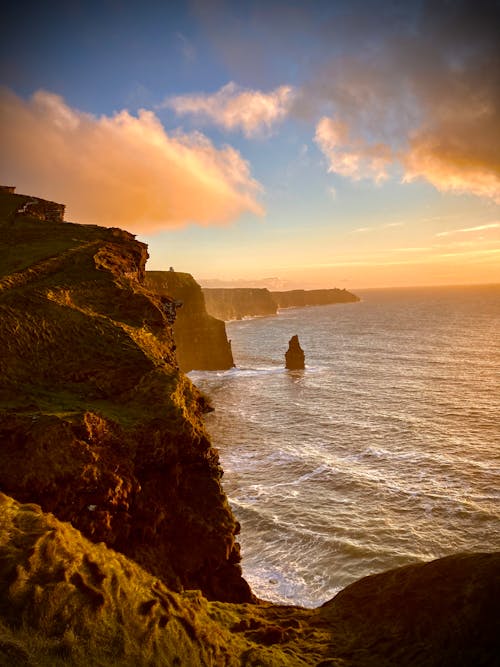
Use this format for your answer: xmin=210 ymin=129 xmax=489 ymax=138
xmin=145 ymin=271 xmax=234 ymax=372
xmin=272 ymin=288 xmax=359 ymax=309
xmin=203 ymin=287 xmax=278 ymax=320
xmin=0 ymin=188 xmax=249 ymax=603
xmin=285 ymin=335 xmax=305 ymax=370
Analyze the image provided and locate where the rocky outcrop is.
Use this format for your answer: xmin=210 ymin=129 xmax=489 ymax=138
xmin=145 ymin=271 xmax=234 ymax=372
xmin=1 ymin=495 xmax=498 ymax=666
xmin=0 ymin=189 xmax=249 ymax=603
xmin=203 ymin=287 xmax=278 ymax=320
xmin=319 ymin=551 xmax=500 ymax=666
xmin=285 ymin=335 xmax=305 ymax=370
xmin=272 ymin=288 xmax=359 ymax=308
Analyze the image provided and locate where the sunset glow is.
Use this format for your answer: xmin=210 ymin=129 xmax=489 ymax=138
xmin=1 ymin=0 xmax=499 ymax=288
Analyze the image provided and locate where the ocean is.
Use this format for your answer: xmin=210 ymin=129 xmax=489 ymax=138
xmin=189 ymin=284 xmax=500 ymax=608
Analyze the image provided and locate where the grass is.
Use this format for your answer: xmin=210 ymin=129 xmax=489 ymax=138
xmin=0 ymin=493 xmax=326 ymax=666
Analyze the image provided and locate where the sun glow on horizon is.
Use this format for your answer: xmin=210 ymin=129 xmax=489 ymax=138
xmin=1 ymin=1 xmax=499 ymax=290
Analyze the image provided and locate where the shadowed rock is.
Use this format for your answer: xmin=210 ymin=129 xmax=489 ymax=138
xmin=285 ymin=335 xmax=305 ymax=370
xmin=145 ymin=271 xmax=234 ymax=372
xmin=203 ymin=287 xmax=278 ymax=320
xmin=272 ymin=288 xmax=359 ymax=308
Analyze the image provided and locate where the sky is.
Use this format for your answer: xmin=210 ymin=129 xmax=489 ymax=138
xmin=1 ymin=0 xmax=499 ymax=289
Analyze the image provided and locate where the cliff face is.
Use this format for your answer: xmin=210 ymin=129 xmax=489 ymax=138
xmin=272 ymin=288 xmax=360 ymax=308
xmin=202 ymin=287 xmax=359 ymax=321
xmin=0 ymin=186 xmax=65 ymax=222
xmin=145 ymin=271 xmax=234 ymax=372
xmin=0 ymin=190 xmax=249 ymax=603
xmin=203 ymin=287 xmax=278 ymax=320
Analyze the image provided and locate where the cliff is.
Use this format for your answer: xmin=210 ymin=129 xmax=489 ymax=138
xmin=0 ymin=189 xmax=248 ymax=603
xmin=1 ymin=494 xmax=498 ymax=666
xmin=203 ymin=287 xmax=278 ymax=320
xmin=272 ymin=288 xmax=360 ymax=308
xmin=145 ymin=271 xmax=234 ymax=372
xmin=202 ymin=287 xmax=360 ymax=321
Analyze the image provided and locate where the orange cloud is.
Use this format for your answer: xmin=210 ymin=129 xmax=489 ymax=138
xmin=0 ymin=88 xmax=264 ymax=231
xmin=314 ymin=117 xmax=392 ymax=182
xmin=164 ymin=82 xmax=294 ymax=137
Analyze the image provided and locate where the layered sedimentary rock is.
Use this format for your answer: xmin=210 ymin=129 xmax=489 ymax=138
xmin=272 ymin=288 xmax=359 ymax=308
xmin=1 ymin=494 xmax=498 ymax=666
xmin=0 ymin=189 xmax=249 ymax=603
xmin=285 ymin=335 xmax=305 ymax=370
xmin=203 ymin=287 xmax=278 ymax=320
xmin=145 ymin=271 xmax=234 ymax=372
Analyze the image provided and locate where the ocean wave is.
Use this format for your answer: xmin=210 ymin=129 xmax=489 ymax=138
xmin=195 ymin=286 xmax=500 ymax=605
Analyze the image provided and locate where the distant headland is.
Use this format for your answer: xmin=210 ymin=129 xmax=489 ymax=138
xmin=203 ymin=286 xmax=360 ymax=321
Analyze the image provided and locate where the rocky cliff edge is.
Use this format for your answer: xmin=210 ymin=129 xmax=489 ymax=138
xmin=0 ymin=189 xmax=249 ymax=603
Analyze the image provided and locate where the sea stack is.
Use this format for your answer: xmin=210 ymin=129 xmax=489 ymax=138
xmin=285 ymin=335 xmax=305 ymax=370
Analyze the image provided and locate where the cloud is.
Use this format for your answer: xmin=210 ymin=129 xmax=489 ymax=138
xmin=294 ymin=0 xmax=500 ymax=201
xmin=0 ymin=88 xmax=264 ymax=231
xmin=435 ymin=223 xmax=500 ymax=237
xmin=176 ymin=32 xmax=197 ymax=63
xmin=403 ymin=135 xmax=500 ymax=203
xmin=327 ymin=185 xmax=337 ymax=200
xmin=187 ymin=2 xmax=500 ymax=200
xmin=315 ymin=116 xmax=392 ymax=182
xmin=164 ymin=81 xmax=294 ymax=137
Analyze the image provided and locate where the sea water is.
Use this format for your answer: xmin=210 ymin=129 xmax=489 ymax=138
xmin=189 ymin=285 xmax=500 ymax=607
